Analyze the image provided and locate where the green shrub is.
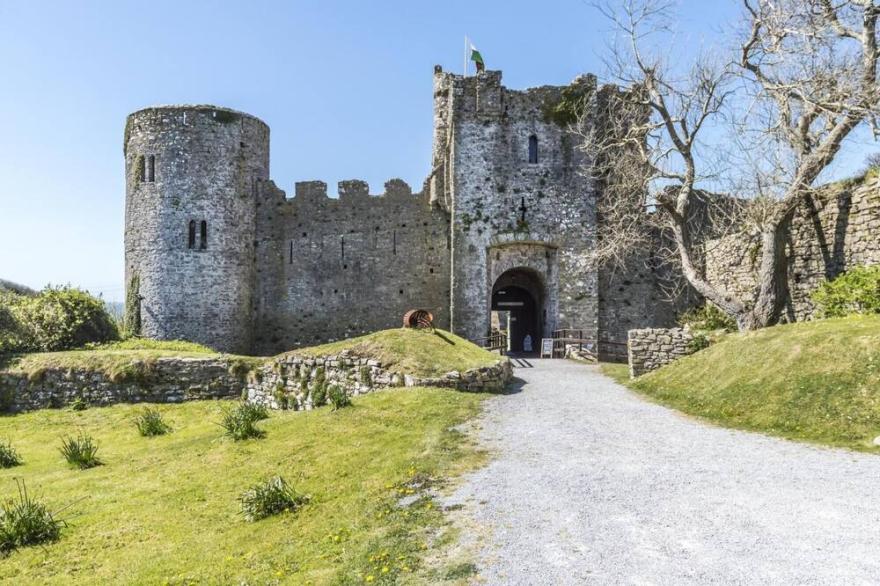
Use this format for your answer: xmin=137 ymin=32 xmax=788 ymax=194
xmin=219 ymin=402 xmax=267 ymax=441
xmin=238 ymin=476 xmax=308 ymax=522
xmin=311 ymin=381 xmax=327 ymax=407
xmin=59 ymin=433 xmax=101 ymax=469
xmin=0 ymin=286 xmax=119 ymax=353
xmin=0 ymin=441 xmax=21 ymax=468
xmin=687 ymin=333 xmax=711 ymax=353
xmin=328 ymin=385 xmax=351 ymax=411
xmin=359 ymin=366 xmax=373 ymax=388
xmin=272 ymin=382 xmax=289 ymax=409
xmin=134 ymin=408 xmax=171 ymax=437
xmin=0 ymin=292 xmax=27 ymax=354
xmin=812 ymin=266 xmax=880 ymax=317
xmin=238 ymin=402 xmax=269 ymax=422
xmin=0 ymin=480 xmax=64 ymax=556
xmin=677 ymin=303 xmax=737 ymax=332
xmin=69 ymin=397 xmax=88 ymax=411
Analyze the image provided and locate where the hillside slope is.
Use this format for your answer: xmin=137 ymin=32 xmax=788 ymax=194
xmin=290 ymin=328 xmax=501 ymax=377
xmin=1 ymin=329 xmax=502 ymax=381
xmin=616 ymin=316 xmax=880 ymax=451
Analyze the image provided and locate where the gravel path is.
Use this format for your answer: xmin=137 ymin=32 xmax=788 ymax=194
xmin=444 ymin=359 xmax=880 ymax=585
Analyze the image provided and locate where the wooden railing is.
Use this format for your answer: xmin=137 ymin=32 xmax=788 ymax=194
xmin=477 ymin=331 xmax=508 ymax=353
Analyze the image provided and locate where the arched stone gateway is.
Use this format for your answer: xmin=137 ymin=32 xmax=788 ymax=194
xmin=487 ymin=238 xmax=559 ymax=353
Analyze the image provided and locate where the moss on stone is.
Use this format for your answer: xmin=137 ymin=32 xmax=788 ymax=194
xmin=541 ymin=83 xmax=593 ymax=127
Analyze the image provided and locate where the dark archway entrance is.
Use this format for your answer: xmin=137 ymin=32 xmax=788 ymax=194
xmin=491 ymin=268 xmax=544 ymax=354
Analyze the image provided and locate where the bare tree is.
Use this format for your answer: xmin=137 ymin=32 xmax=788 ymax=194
xmin=582 ymin=0 xmax=880 ymax=330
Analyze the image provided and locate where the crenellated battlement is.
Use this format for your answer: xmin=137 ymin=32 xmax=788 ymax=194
xmin=276 ymin=178 xmax=430 ymax=209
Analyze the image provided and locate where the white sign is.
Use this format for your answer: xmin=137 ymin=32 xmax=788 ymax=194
xmin=541 ymin=338 xmax=553 ymax=358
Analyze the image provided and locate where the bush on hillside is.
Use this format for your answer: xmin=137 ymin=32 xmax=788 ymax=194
xmin=0 ymin=441 xmax=22 ymax=469
xmin=677 ymin=303 xmax=737 ymax=332
xmin=238 ymin=476 xmax=308 ymax=522
xmin=219 ymin=402 xmax=268 ymax=441
xmin=328 ymin=385 xmax=351 ymax=411
xmin=0 ymin=287 xmax=119 ymax=353
xmin=134 ymin=408 xmax=171 ymax=437
xmin=0 ymin=480 xmax=64 ymax=556
xmin=812 ymin=266 xmax=880 ymax=318
xmin=59 ymin=433 xmax=101 ymax=469
xmin=0 ymin=292 xmax=27 ymax=354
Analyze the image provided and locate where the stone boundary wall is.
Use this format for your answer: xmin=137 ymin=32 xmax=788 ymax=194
xmin=628 ymin=328 xmax=696 ymax=378
xmin=0 ymin=358 xmax=248 ymax=413
xmin=247 ymin=352 xmax=512 ymax=410
xmin=705 ymin=178 xmax=880 ymax=320
xmin=0 ymin=353 xmax=512 ymax=414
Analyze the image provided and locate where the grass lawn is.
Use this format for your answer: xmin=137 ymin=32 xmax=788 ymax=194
xmin=291 ymin=329 xmax=501 ymax=378
xmin=601 ymin=316 xmax=880 ymax=452
xmin=0 ymin=388 xmax=487 ymax=584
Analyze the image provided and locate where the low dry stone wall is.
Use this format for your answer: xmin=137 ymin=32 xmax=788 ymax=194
xmin=247 ymin=351 xmax=512 ymax=410
xmin=628 ymin=328 xmax=696 ymax=378
xmin=0 ymin=353 xmax=512 ymax=414
xmin=0 ymin=358 xmax=248 ymax=413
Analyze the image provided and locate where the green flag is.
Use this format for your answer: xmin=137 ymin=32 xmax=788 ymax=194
xmin=470 ymin=44 xmax=485 ymax=72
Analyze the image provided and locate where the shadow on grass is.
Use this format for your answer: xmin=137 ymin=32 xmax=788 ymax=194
xmin=433 ymin=331 xmax=456 ymax=346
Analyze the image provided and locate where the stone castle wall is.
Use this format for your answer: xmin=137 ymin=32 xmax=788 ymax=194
xmin=251 ymin=179 xmax=450 ymax=354
xmin=706 ymin=178 xmax=880 ymax=320
xmin=598 ymin=258 xmax=682 ymax=361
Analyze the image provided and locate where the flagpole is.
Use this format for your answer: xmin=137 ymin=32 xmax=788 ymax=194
xmin=464 ymin=35 xmax=468 ymax=76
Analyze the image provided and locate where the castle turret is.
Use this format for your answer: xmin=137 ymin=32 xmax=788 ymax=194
xmin=124 ymin=105 xmax=269 ymax=353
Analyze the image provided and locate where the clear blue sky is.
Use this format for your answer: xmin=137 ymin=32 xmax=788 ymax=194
xmin=0 ymin=0 xmax=871 ymax=301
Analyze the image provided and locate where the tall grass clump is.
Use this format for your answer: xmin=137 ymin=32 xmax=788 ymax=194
xmin=238 ymin=476 xmax=308 ymax=522
xmin=0 ymin=480 xmax=64 ymax=556
xmin=59 ymin=433 xmax=101 ymax=469
xmin=0 ymin=441 xmax=21 ymax=468
xmin=134 ymin=408 xmax=171 ymax=437
xmin=219 ymin=402 xmax=268 ymax=441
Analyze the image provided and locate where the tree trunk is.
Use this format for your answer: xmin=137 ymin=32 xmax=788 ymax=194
xmin=739 ymin=217 xmax=791 ymax=331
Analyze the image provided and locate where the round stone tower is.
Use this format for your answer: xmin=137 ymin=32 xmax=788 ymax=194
xmin=124 ymin=105 xmax=269 ymax=353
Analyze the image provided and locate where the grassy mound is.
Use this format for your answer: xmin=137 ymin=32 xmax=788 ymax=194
xmin=0 ymin=389 xmax=486 ymax=583
xmin=291 ymin=328 xmax=502 ymax=377
xmin=607 ymin=316 xmax=880 ymax=451
xmin=2 ymin=329 xmax=502 ymax=382
xmin=0 ymin=338 xmax=259 ymax=381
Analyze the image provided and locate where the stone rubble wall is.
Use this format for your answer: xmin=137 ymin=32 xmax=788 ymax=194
xmin=0 ymin=357 xmax=248 ymax=413
xmin=1 ymin=352 xmax=513 ymax=414
xmin=705 ymin=178 xmax=880 ymax=320
xmin=627 ymin=328 xmax=696 ymax=378
xmin=247 ymin=351 xmax=513 ymax=410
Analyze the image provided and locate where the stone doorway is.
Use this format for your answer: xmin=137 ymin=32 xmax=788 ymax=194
xmin=492 ymin=268 xmax=545 ymax=353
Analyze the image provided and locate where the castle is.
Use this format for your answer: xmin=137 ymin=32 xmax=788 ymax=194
xmin=124 ymin=67 xmax=683 ymax=357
